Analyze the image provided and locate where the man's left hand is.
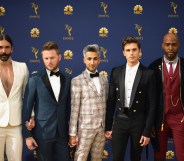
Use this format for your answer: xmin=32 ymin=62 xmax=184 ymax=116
xmin=139 ymin=136 xmax=150 ymax=146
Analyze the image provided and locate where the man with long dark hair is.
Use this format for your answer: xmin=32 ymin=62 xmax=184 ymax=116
xmin=0 ymin=34 xmax=29 ymax=161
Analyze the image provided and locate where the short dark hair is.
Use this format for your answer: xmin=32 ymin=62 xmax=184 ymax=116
xmin=122 ymin=36 xmax=141 ymax=50
xmin=42 ymin=41 xmax=60 ymax=55
xmin=0 ymin=34 xmax=13 ymax=47
xmin=83 ymin=44 xmax=100 ymax=57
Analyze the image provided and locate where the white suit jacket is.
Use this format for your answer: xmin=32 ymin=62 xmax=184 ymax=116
xmin=0 ymin=60 xmax=29 ymax=127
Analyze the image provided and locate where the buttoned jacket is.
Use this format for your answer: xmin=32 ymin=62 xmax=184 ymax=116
xmin=105 ymin=63 xmax=156 ymax=137
xmin=69 ymin=70 xmax=108 ymax=136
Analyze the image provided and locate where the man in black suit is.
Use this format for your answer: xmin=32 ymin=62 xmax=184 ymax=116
xmin=22 ymin=41 xmax=71 ymax=161
xmin=105 ymin=36 xmax=156 ymax=161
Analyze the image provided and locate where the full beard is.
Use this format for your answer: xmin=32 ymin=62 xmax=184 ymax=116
xmin=0 ymin=53 xmax=12 ymax=62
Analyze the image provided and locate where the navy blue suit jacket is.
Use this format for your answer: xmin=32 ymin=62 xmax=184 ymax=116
xmin=22 ymin=69 xmax=71 ymax=141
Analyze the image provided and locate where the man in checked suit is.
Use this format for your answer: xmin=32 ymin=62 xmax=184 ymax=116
xmin=105 ymin=36 xmax=156 ymax=161
xmin=22 ymin=41 xmax=71 ymax=161
xmin=69 ymin=44 xmax=108 ymax=161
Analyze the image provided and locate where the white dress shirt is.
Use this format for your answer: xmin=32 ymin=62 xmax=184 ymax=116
xmin=124 ymin=62 xmax=140 ymax=107
xmin=46 ymin=69 xmax=61 ymax=102
xmin=86 ymin=69 xmax=101 ymax=94
xmin=164 ymin=56 xmax=178 ymax=73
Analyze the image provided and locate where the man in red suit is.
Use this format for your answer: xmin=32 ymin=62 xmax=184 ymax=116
xmin=149 ymin=32 xmax=184 ymax=161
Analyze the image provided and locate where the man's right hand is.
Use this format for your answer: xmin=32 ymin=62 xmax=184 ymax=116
xmin=26 ymin=137 xmax=38 ymax=150
xmin=105 ymin=131 xmax=112 ymax=139
xmin=26 ymin=116 xmax=35 ymax=131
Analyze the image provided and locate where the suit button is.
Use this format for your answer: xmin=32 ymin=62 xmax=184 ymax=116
xmin=116 ymin=88 xmax=119 ymax=91
xmin=119 ymin=108 xmax=121 ymax=110
xmin=136 ymin=101 xmax=139 ymax=103
xmin=118 ymin=99 xmax=120 ymax=101
xmin=139 ymin=91 xmax=142 ymax=93
xmin=133 ymin=110 xmax=136 ymax=112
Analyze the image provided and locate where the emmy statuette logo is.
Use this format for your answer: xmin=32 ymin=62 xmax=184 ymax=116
xmin=65 ymin=68 xmax=72 ymax=75
xmin=32 ymin=47 xmax=39 ymax=59
xmin=0 ymin=26 xmax=5 ymax=35
xmin=170 ymin=2 xmax=177 ymax=14
xmin=32 ymin=3 xmax=38 ymax=15
xmin=101 ymin=2 xmax=108 ymax=14
xmin=30 ymin=47 xmax=40 ymax=63
xmin=65 ymin=24 xmax=72 ymax=37
xmin=168 ymin=2 xmax=179 ymax=18
xmin=100 ymin=47 xmax=108 ymax=63
xmin=29 ymin=3 xmax=40 ymax=18
xmin=134 ymin=24 xmax=143 ymax=40
xmin=98 ymin=2 xmax=109 ymax=18
xmin=63 ymin=24 xmax=74 ymax=40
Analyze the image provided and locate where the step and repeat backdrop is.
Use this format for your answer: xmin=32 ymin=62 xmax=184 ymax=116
xmin=1 ymin=0 xmax=184 ymax=161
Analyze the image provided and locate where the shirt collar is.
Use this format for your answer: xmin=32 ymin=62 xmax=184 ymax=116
xmin=164 ymin=56 xmax=178 ymax=65
xmin=126 ymin=62 xmax=140 ymax=71
xmin=85 ymin=69 xmax=98 ymax=76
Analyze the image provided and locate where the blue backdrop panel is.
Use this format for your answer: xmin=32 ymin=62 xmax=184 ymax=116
xmin=1 ymin=0 xmax=183 ymax=160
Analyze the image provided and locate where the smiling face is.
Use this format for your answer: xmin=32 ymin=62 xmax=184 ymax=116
xmin=0 ymin=40 xmax=13 ymax=62
xmin=162 ymin=33 xmax=179 ymax=61
xmin=83 ymin=51 xmax=100 ymax=73
xmin=123 ymin=43 xmax=141 ymax=67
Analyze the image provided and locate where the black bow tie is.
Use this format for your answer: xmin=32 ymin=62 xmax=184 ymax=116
xmin=50 ymin=71 xmax=60 ymax=77
xmin=90 ymin=72 xmax=99 ymax=78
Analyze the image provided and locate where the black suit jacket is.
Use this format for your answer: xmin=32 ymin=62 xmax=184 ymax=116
xmin=22 ymin=69 xmax=71 ymax=141
xmin=149 ymin=57 xmax=184 ymax=129
xmin=105 ymin=63 xmax=156 ymax=137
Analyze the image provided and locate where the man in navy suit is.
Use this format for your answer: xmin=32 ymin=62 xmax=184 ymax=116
xmin=105 ymin=36 xmax=156 ymax=161
xmin=22 ymin=41 xmax=71 ymax=161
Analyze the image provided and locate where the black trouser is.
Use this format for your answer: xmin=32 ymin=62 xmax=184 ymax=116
xmin=112 ymin=112 xmax=145 ymax=161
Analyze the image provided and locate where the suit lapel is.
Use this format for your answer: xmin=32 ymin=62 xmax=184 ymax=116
xmin=42 ymin=71 xmax=56 ymax=102
xmin=99 ymin=75 xmax=105 ymax=92
xmin=129 ymin=65 xmax=142 ymax=108
xmin=83 ymin=71 xmax=99 ymax=95
xmin=119 ymin=66 xmax=126 ymax=108
xmin=58 ymin=73 xmax=65 ymax=102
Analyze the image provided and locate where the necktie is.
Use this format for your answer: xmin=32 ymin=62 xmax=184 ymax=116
xmin=169 ymin=62 xmax=173 ymax=79
xmin=50 ymin=71 xmax=60 ymax=77
xmin=90 ymin=72 xmax=99 ymax=78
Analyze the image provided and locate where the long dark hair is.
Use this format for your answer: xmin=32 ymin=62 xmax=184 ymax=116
xmin=0 ymin=34 xmax=13 ymax=47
